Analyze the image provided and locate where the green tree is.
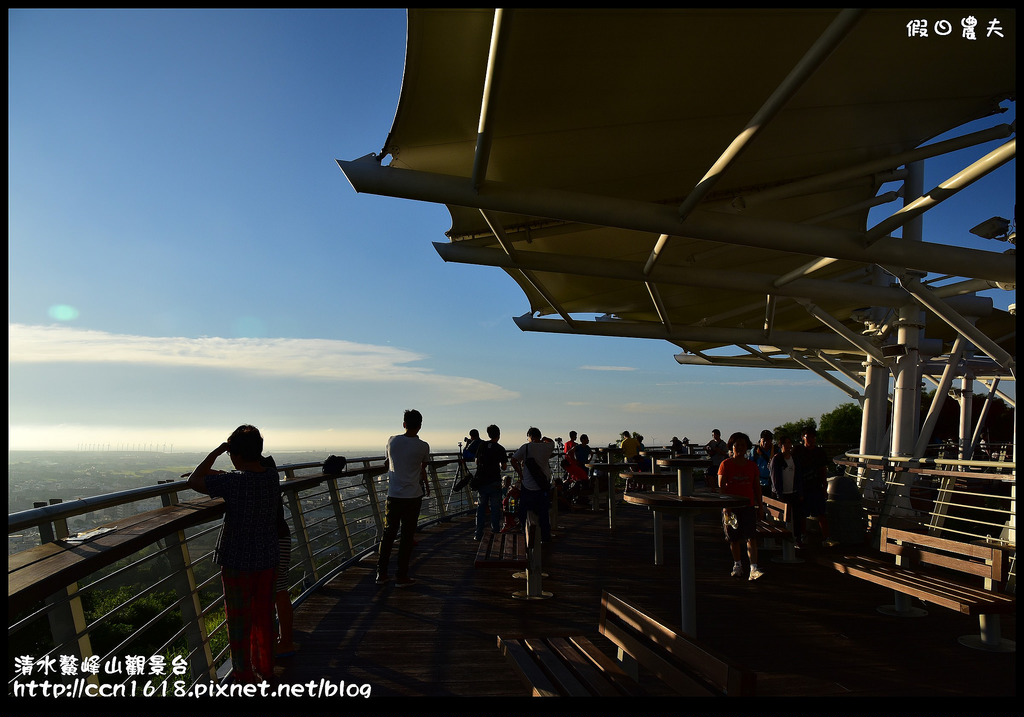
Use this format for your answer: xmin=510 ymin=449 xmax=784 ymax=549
xmin=772 ymin=417 xmax=816 ymax=442
xmin=818 ymin=402 xmax=862 ymax=447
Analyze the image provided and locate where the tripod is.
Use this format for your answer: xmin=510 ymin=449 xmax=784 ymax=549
xmin=445 ymin=441 xmax=473 ymax=513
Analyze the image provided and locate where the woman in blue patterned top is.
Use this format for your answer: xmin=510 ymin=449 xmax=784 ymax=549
xmin=187 ymin=425 xmax=280 ymax=683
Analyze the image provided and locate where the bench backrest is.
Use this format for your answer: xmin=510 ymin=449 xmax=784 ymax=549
xmin=880 ymin=527 xmax=1008 ymax=584
xmin=761 ymin=495 xmax=788 ymax=524
xmin=598 ymin=591 xmax=755 ymax=696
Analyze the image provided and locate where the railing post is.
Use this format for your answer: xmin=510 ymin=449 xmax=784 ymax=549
xmin=285 ymin=487 xmax=318 ymax=588
xmin=325 ymin=476 xmax=354 ymax=562
xmin=157 ymin=481 xmax=216 ymax=681
xmin=33 ymin=499 xmax=95 ymax=669
xmin=363 ymin=470 xmax=384 ymax=537
xmin=427 ymin=462 xmax=446 ymax=521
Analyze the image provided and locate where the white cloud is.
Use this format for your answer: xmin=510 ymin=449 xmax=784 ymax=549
xmin=579 ymin=365 xmax=636 ymax=372
xmin=8 ymin=323 xmax=518 ymax=403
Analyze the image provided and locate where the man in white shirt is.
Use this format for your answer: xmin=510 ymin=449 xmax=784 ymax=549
xmin=376 ymin=409 xmax=430 ymax=588
xmin=511 ymin=427 xmax=554 ymax=543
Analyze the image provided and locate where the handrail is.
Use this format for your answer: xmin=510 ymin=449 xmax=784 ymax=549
xmin=7 ymin=450 xmax=484 ymax=694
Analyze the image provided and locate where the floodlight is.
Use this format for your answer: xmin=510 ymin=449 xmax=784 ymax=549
xmin=969 ymin=216 xmax=1010 ymax=241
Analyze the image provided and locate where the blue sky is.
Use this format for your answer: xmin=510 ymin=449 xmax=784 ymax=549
xmin=8 ymin=9 xmax=1016 ymax=454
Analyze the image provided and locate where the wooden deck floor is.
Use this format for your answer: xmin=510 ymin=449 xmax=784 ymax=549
xmin=281 ymin=501 xmax=1015 ymax=706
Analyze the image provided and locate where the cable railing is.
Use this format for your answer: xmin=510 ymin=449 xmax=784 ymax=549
xmin=9 ymin=445 xmax=1014 ymax=696
xmin=838 ymin=450 xmax=1015 ymax=547
xmin=7 ymin=451 xmax=481 ymax=695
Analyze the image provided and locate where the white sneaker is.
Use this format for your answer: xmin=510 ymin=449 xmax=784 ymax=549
xmin=748 ymin=567 xmax=765 ymax=581
xmin=730 ymin=564 xmax=743 ymax=578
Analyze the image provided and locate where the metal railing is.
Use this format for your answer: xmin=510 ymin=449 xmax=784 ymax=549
xmin=839 ymin=451 xmax=1016 ymax=569
xmin=7 ymin=452 xmax=480 ymax=694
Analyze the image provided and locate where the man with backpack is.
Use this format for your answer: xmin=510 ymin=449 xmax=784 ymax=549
xmin=511 ymin=427 xmax=555 ymax=544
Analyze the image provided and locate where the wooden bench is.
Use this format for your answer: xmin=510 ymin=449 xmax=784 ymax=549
xmin=758 ymin=496 xmax=802 ymax=564
xmin=497 ymin=591 xmax=755 ymax=696
xmin=820 ymin=526 xmax=1015 ymax=651
xmin=474 ymin=529 xmax=527 ymax=568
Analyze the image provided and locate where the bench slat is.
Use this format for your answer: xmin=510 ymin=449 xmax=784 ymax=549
xmin=600 ymin=592 xmax=754 ymax=696
xmin=474 ymin=531 xmax=527 ymax=568
xmin=498 ymin=636 xmax=559 ymax=697
xmin=823 ymin=555 xmax=1016 ymax=615
xmin=565 ymin=635 xmax=645 ymax=696
xmin=882 ymin=527 xmax=1008 ymax=583
xmin=523 ymin=638 xmax=591 ymax=697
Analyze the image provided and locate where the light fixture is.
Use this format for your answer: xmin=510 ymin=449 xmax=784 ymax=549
xmin=969 ymin=216 xmax=1011 ymax=241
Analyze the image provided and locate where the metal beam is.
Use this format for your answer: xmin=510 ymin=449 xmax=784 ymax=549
xmin=898 ymin=275 xmax=1014 ymax=372
xmin=788 ymin=352 xmax=864 ymax=401
xmin=732 ymin=122 xmax=1015 ymax=211
xmin=478 ymin=211 xmax=576 ymax=328
xmin=337 ymin=155 xmax=1014 ymax=283
xmin=913 ymin=337 xmax=967 ymax=458
xmin=435 ymin=242 xmax=906 ymax=307
xmin=514 ymin=313 xmax=863 ymax=351
xmin=865 ymin=139 xmax=1016 ymax=245
xmin=796 ymin=299 xmax=886 ymax=362
xmin=644 ymin=9 xmax=864 ymax=273
xmin=471 ymin=9 xmax=512 ymax=190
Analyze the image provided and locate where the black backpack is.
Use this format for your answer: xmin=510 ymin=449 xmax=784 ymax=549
xmin=323 ymin=455 xmax=347 ymax=475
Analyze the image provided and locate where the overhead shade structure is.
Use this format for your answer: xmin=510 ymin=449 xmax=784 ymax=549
xmin=338 ymin=8 xmax=1015 ymax=376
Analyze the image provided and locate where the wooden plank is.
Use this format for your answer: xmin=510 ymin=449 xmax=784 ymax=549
xmin=601 ymin=591 xmax=756 ymax=696
xmin=881 ymin=527 xmax=1007 ymax=581
xmin=9 ymin=497 xmax=224 ymax=617
xmin=822 ymin=556 xmax=1016 ymax=615
xmin=568 ymin=635 xmax=647 ymax=696
xmin=523 ymin=637 xmax=591 ymax=696
xmin=498 ymin=636 xmax=559 ymax=697
xmin=546 ymin=637 xmax=625 ymax=697
xmin=279 ymin=511 xmax=1016 ymax=697
xmin=474 ymin=531 xmax=527 ymax=568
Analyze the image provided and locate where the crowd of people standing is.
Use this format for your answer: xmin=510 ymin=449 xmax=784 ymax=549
xmin=184 ymin=415 xmax=836 ymax=683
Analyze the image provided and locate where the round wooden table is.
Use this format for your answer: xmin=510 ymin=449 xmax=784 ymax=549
xmin=586 ymin=461 xmax=634 ymax=528
xmin=623 ymin=491 xmax=746 ymax=637
xmin=657 ymin=457 xmax=712 ymax=496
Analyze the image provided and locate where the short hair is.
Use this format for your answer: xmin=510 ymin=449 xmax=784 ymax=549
xmin=486 ymin=424 xmax=500 ymax=439
xmin=527 ymin=426 xmax=541 ymax=440
xmin=404 ymin=409 xmax=423 ymax=431
xmin=622 ymin=430 xmax=630 ymax=438
xmin=727 ymin=431 xmax=751 ymax=453
xmin=778 ymin=434 xmax=793 ymax=447
xmin=712 ymin=429 xmax=721 ymax=436
xmin=579 ymin=433 xmax=589 ymax=443
xmin=226 ymin=425 xmax=263 ymax=461
xmin=760 ymin=429 xmax=773 ymax=440
xmin=569 ymin=431 xmax=577 ymax=440
xmin=802 ymin=425 xmax=817 ymax=437
xmin=469 ymin=428 xmax=480 ymax=439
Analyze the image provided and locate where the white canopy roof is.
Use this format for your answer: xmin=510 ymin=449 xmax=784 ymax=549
xmin=339 ymin=8 xmax=1015 ymax=380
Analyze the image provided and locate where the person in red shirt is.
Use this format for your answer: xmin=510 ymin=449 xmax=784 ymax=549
xmin=718 ymin=432 xmax=764 ymax=581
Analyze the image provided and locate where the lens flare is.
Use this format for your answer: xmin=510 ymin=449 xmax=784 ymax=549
xmin=48 ymin=305 xmax=80 ymax=321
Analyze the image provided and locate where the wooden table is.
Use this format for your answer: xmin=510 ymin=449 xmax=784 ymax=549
xmin=623 ymin=491 xmax=746 ymax=637
xmin=657 ymin=457 xmax=712 ymax=496
xmin=585 ymin=462 xmax=634 ymax=528
xmin=621 ymin=471 xmax=676 ymax=565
